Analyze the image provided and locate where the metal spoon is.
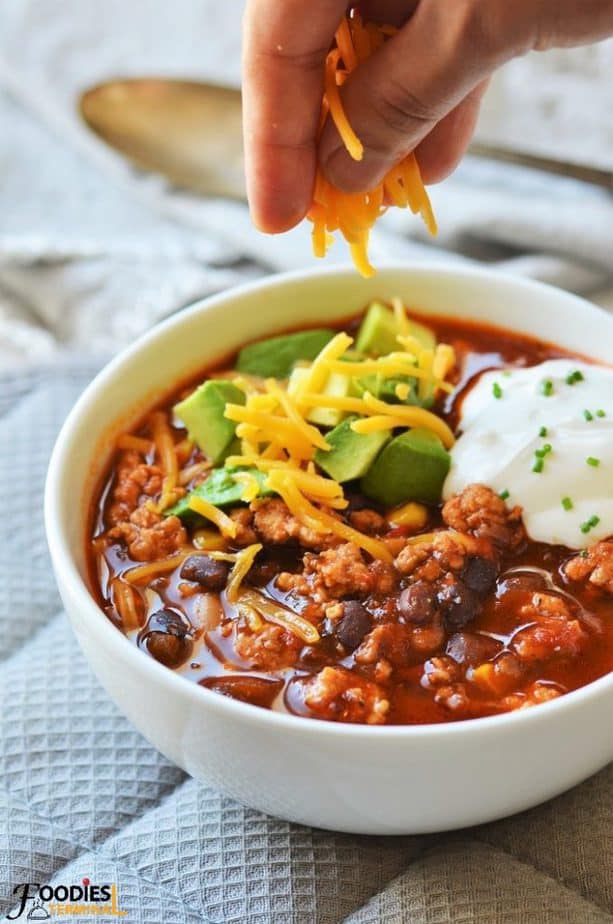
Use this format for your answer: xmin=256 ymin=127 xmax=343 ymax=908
xmin=79 ymin=77 xmax=612 ymax=197
xmin=79 ymin=78 xmax=245 ymax=199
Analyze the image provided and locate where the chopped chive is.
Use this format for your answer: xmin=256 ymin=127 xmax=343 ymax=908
xmin=541 ymin=379 xmax=554 ymax=397
xmin=583 ymin=409 xmax=594 ymax=422
xmin=561 ymin=496 xmax=573 ymax=511
xmin=502 ymin=370 xmax=512 ymax=378
xmin=532 ymin=458 xmax=544 ymax=473
xmin=535 ymin=444 xmax=552 ymax=459
xmin=492 ymin=382 xmax=503 ymax=399
xmin=538 ymin=426 xmax=548 ymax=438
xmin=566 ymin=370 xmax=584 ymax=385
xmin=499 ymin=489 xmax=510 ymax=501
xmin=596 ymin=409 xmax=606 ymax=418
xmin=580 ymin=549 xmax=589 ymax=558
xmin=586 ymin=456 xmax=600 ymax=467
xmin=580 ymin=514 xmax=600 ymax=534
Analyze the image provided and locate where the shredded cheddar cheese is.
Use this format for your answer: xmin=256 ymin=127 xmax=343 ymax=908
xmin=307 ymin=10 xmax=437 ymax=277
xmin=238 ymin=589 xmax=321 ymax=644
xmin=170 ymin=303 xmax=456 ymax=563
xmin=264 ymin=379 xmax=331 ymax=452
xmin=149 ymin=411 xmax=182 ymax=513
xmin=293 ymin=332 xmax=354 ymax=404
xmin=124 ymin=551 xmax=192 ymax=584
xmin=266 ymin=469 xmax=393 ymax=562
xmin=188 ymin=496 xmax=238 ymax=539
xmin=226 ymin=543 xmax=263 ymax=603
xmin=231 ymin=470 xmax=262 ymax=503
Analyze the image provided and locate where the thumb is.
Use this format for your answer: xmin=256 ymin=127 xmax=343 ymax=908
xmin=319 ymin=0 xmax=526 ymax=192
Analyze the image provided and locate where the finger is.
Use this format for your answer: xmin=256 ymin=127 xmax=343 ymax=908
xmin=357 ymin=0 xmax=419 ymax=28
xmin=242 ymin=0 xmax=347 ymax=233
xmin=532 ymin=0 xmax=613 ymax=49
xmin=319 ymin=1 xmax=519 ymax=192
xmin=416 ymin=80 xmax=489 ymax=184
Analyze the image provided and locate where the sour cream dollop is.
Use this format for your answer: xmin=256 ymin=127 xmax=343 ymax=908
xmin=443 ymin=359 xmax=613 ymax=549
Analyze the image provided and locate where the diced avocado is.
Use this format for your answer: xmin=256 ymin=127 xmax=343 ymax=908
xmin=407 ymin=317 xmax=436 ymax=352
xmin=166 ymin=467 xmax=272 ymax=521
xmin=236 ymin=328 xmax=336 ymax=378
xmin=355 ymin=301 xmax=436 ymax=356
xmin=314 ymin=416 xmax=389 ymax=483
xmin=352 ymin=372 xmax=436 ymax=409
xmin=288 ymin=367 xmax=352 ymax=428
xmin=360 ymin=428 xmax=450 ymax=507
xmin=174 ymin=380 xmax=244 ymax=465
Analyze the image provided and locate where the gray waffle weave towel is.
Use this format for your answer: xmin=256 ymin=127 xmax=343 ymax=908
xmin=0 ymin=364 xmax=611 ymax=923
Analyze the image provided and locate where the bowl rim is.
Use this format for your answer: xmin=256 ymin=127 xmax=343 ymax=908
xmin=45 ymin=262 xmax=613 ymax=741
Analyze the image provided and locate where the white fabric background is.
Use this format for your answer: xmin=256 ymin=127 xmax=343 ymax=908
xmin=0 ymin=0 xmax=612 ymax=368
xmin=0 ymin=4 xmax=612 ymax=921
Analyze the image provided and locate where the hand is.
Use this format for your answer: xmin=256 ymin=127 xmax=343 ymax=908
xmin=242 ymin=0 xmax=613 ymax=233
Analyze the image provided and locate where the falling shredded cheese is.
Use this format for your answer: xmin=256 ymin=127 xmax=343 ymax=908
xmin=307 ymin=10 xmax=437 ymax=277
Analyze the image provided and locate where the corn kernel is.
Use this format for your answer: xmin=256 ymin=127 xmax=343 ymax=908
xmin=386 ymin=501 xmax=428 ymax=530
xmin=192 ymin=529 xmax=227 ymax=552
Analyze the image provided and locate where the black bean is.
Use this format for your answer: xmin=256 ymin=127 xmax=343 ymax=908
xmin=201 ymin=675 xmax=283 ymax=708
xmin=180 ymin=554 xmax=229 ymax=591
xmin=446 ymin=632 xmax=501 ymax=666
xmin=462 ymin=556 xmax=498 ymax=594
xmin=336 ymin=600 xmax=371 ymax=650
xmin=437 ymin=581 xmax=479 ymax=629
xmin=141 ymin=608 xmax=193 ymax=668
xmin=146 ymin=608 xmax=190 ymax=636
xmin=398 ymin=581 xmax=437 ymax=624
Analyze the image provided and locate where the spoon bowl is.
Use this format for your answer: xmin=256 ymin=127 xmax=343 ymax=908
xmin=80 ymin=78 xmax=245 ymax=199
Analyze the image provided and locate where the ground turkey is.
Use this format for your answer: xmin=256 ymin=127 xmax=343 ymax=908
xmin=108 ymin=505 xmax=186 ymax=561
xmin=502 ymin=681 xmax=565 ymax=711
xmin=278 ymin=542 xmax=397 ymax=603
xmin=229 ymin=507 xmax=258 ymax=546
xmin=395 ymin=530 xmax=490 ymax=582
xmin=511 ymin=592 xmax=587 ymax=662
xmin=251 ymin=498 xmax=339 ymax=550
xmin=107 ymin=452 xmax=163 ymax=525
xmin=233 ymin=623 xmax=302 ymax=670
xmin=297 ymin=666 xmax=389 ymax=724
xmin=564 ymin=541 xmax=613 ymax=594
xmin=442 ymin=484 xmax=526 ymax=551
xmin=355 ymin=620 xmax=446 ymax=671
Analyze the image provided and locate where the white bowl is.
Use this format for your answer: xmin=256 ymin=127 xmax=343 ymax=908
xmin=45 ymin=265 xmax=613 ymax=835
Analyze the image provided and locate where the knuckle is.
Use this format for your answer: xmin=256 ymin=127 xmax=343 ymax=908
xmin=449 ymin=0 xmax=527 ymax=63
xmin=375 ymin=78 xmax=442 ymax=138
